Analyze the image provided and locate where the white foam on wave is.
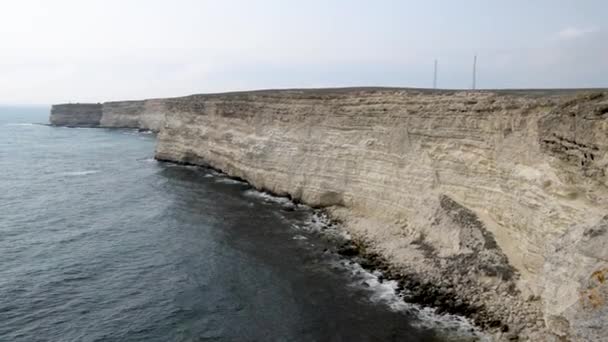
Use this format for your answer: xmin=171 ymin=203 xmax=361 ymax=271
xmin=61 ymin=170 xmax=100 ymax=176
xmin=164 ymin=163 xmax=200 ymax=170
xmin=122 ymin=129 xmax=154 ymax=137
xmin=229 ymin=185 xmax=486 ymax=339
xmin=202 ymin=169 xmax=223 ymax=178
xmin=222 ymin=185 xmax=485 ymax=339
xmin=4 ymin=123 xmax=35 ymax=126
xmin=292 ymin=212 xmax=350 ymax=240
xmin=243 ymin=189 xmax=294 ymax=206
xmin=336 ymin=260 xmax=487 ymax=340
xmin=215 ymin=177 xmax=247 ymax=185
xmin=291 ymin=211 xmax=487 ymax=341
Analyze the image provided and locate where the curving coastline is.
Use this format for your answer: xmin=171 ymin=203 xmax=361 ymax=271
xmin=50 ymin=88 xmax=608 ymax=341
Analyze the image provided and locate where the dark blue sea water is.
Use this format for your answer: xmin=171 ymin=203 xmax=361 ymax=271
xmin=0 ymin=107 xmax=481 ymax=342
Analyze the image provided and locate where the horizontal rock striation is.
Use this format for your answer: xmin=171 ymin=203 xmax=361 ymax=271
xmin=50 ymin=99 xmax=169 ymax=131
xmin=100 ymin=99 xmax=168 ymax=131
xmin=51 ymin=88 xmax=608 ymax=340
xmin=50 ymin=103 xmax=102 ymax=127
xmin=154 ymin=89 xmax=608 ymax=341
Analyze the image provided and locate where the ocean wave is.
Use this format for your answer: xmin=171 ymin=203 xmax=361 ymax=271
xmin=207 ymin=169 xmax=223 ymax=176
xmin=243 ymin=189 xmax=294 ymax=206
xmin=292 ymin=211 xmax=486 ymax=341
xmin=203 ymin=169 xmax=228 ymax=178
xmin=231 ymin=186 xmax=484 ymax=339
xmin=165 ymin=163 xmax=199 ymax=170
xmin=330 ymin=259 xmax=487 ymax=341
xmin=121 ymin=129 xmax=141 ymax=135
xmin=215 ymin=177 xmax=247 ymax=185
xmin=4 ymin=123 xmax=35 ymax=126
xmin=61 ymin=170 xmax=100 ymax=176
xmin=292 ymin=212 xmax=350 ymax=240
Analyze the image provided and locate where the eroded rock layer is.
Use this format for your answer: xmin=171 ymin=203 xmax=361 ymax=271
xmin=51 ymin=88 xmax=608 ymax=341
xmin=50 ymin=99 xmax=168 ymax=131
xmin=50 ymin=103 xmax=102 ymax=127
xmin=101 ymin=99 xmax=168 ymax=131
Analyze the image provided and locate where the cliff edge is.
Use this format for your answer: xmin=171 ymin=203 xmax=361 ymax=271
xmin=50 ymin=99 xmax=168 ymax=131
xmin=51 ymin=88 xmax=608 ymax=341
xmin=50 ymin=103 xmax=102 ymax=127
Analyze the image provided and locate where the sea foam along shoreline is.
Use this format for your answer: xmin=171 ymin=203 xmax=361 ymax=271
xmin=53 ymin=89 xmax=608 ymax=341
xmin=155 ymin=155 xmax=519 ymax=339
xmin=162 ymin=159 xmax=488 ymax=341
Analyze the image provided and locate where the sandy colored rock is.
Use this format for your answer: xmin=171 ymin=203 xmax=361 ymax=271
xmin=51 ymin=99 xmax=169 ymax=131
xmin=101 ymin=99 xmax=168 ymax=131
xmin=51 ymin=88 xmax=608 ymax=340
xmin=50 ymin=103 xmax=102 ymax=127
xmin=543 ymin=215 xmax=608 ymax=341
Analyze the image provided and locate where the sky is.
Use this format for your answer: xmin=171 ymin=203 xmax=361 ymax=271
xmin=0 ymin=0 xmax=606 ymax=104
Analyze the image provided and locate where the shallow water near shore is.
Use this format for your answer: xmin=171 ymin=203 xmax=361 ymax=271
xmin=0 ymin=107 xmax=483 ymax=341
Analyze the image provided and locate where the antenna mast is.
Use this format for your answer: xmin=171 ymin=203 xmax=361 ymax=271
xmin=433 ymin=59 xmax=438 ymax=89
xmin=472 ymin=55 xmax=477 ymax=90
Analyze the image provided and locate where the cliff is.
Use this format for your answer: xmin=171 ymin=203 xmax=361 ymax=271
xmin=100 ymin=99 xmax=167 ymax=131
xmin=50 ymin=88 xmax=608 ymax=341
xmin=50 ymin=99 xmax=168 ymax=131
xmin=50 ymin=103 xmax=102 ymax=127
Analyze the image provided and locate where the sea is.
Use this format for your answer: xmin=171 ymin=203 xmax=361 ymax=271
xmin=0 ymin=107 xmax=483 ymax=342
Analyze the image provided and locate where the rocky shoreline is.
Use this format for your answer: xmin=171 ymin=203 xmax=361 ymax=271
xmin=286 ymin=209 xmax=542 ymax=341
xmin=52 ymin=88 xmax=608 ymax=341
xmin=290 ymin=202 xmax=542 ymax=341
xmin=159 ymin=158 xmax=528 ymax=340
xmin=333 ymin=229 xmax=540 ymax=341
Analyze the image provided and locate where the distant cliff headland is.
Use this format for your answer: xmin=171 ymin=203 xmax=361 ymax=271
xmin=50 ymin=88 xmax=608 ymax=341
xmin=50 ymin=99 xmax=167 ymax=131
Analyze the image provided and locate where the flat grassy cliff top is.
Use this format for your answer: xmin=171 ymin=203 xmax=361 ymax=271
xmin=186 ymin=86 xmax=606 ymax=95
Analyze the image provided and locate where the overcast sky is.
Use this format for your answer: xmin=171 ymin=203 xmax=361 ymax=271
xmin=1 ymin=0 xmax=606 ymax=104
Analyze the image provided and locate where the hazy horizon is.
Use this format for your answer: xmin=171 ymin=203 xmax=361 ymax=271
xmin=1 ymin=0 xmax=606 ymax=105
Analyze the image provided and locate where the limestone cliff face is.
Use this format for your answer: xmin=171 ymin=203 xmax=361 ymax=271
xmin=50 ymin=103 xmax=102 ymax=127
xmin=153 ymin=89 xmax=608 ymax=341
xmin=50 ymin=88 xmax=608 ymax=340
xmin=100 ymin=99 xmax=167 ymax=131
xmin=50 ymin=99 xmax=168 ymax=131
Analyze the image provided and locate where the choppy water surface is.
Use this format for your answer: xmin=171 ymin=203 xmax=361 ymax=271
xmin=0 ymin=107 xmax=482 ymax=341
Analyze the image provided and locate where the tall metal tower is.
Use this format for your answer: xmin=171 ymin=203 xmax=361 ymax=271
xmin=433 ymin=59 xmax=438 ymax=89
xmin=472 ymin=55 xmax=477 ymax=90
